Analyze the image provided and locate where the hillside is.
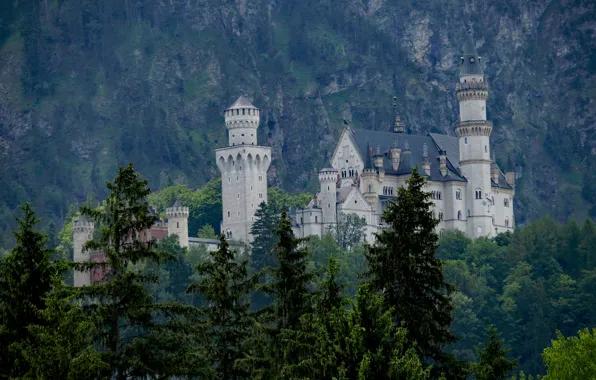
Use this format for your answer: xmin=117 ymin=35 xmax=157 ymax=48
xmin=0 ymin=0 xmax=595 ymax=245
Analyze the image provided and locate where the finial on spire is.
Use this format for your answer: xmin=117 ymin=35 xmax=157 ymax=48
xmin=376 ymin=145 xmax=381 ymax=156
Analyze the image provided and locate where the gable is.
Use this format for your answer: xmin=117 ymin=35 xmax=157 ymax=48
xmin=339 ymin=187 xmax=372 ymax=212
xmin=331 ymin=129 xmax=364 ymax=174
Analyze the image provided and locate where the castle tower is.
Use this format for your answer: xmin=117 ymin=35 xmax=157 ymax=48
xmin=72 ymin=215 xmax=94 ymax=287
xmin=167 ymin=200 xmax=189 ymax=248
xmin=216 ymin=95 xmax=271 ymax=242
xmin=455 ymin=26 xmax=493 ymax=238
xmin=319 ymin=166 xmax=338 ymax=226
xmin=361 ymin=142 xmax=378 ymax=211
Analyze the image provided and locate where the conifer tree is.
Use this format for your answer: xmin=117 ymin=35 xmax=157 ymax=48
xmin=472 ymin=325 xmax=517 ymax=380
xmin=250 ymin=201 xmax=280 ymax=273
xmin=76 ymin=164 xmax=207 ymax=379
xmin=0 ymin=203 xmax=59 ymax=378
xmin=364 ymin=167 xmax=456 ymax=365
xmin=188 ymin=234 xmax=255 ymax=379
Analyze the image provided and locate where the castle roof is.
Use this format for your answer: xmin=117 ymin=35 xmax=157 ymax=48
xmin=170 ymin=199 xmax=182 ymax=208
xmin=460 ymin=26 xmax=484 ymax=77
xmin=227 ymin=95 xmax=257 ymax=110
xmin=349 ymin=128 xmax=512 ymax=189
xmin=74 ymin=215 xmax=91 ymax=223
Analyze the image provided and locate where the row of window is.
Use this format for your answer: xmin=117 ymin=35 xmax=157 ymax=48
xmin=431 ymin=191 xmax=442 ymax=200
xmin=227 ymin=176 xmax=264 ymax=183
xmin=341 ymin=168 xmax=358 ymax=178
xmin=228 ymin=108 xmax=258 ymax=116
xmin=383 ymin=186 xmax=394 ymax=196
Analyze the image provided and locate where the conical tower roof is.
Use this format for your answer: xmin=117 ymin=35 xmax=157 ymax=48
xmin=227 ymin=94 xmax=257 ymax=110
xmin=364 ymin=142 xmax=374 ymax=170
xmin=460 ymin=26 xmax=483 ymax=76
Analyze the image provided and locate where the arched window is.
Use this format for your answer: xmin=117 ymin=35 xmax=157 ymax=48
xmin=368 ymin=184 xmax=372 ymax=192
xmin=176 ymin=221 xmax=179 ymax=228
xmin=227 ymin=211 xmax=231 ymax=218
xmin=475 ymin=189 xmax=482 ymax=199
xmin=467 ymin=209 xmax=471 ymax=217
xmin=505 ymin=217 xmax=510 ymax=227
xmin=315 ymin=216 xmax=318 ymax=223
xmin=341 ymin=169 xmax=347 ymax=178
xmin=504 ymin=198 xmax=509 ymax=207
xmin=465 ymin=137 xmax=468 ymax=144
xmin=456 ymin=189 xmax=462 ymax=200
xmin=457 ymin=211 xmax=462 ymax=220
xmin=477 ymin=226 xmax=482 ymax=234
xmin=439 ymin=211 xmax=444 ymax=220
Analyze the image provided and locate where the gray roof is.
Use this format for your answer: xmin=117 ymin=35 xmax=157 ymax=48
xmin=460 ymin=26 xmax=483 ymax=76
xmin=351 ymin=129 xmax=466 ymax=182
xmin=227 ymin=95 xmax=257 ymax=110
xmin=171 ymin=199 xmax=182 ymax=208
xmin=74 ymin=215 xmax=91 ymax=223
xmin=147 ymin=206 xmax=159 ymax=217
xmin=337 ymin=187 xmax=353 ymax=203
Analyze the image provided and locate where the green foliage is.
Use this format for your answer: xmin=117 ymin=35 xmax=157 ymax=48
xmin=542 ymin=328 xmax=596 ymax=380
xmin=250 ymin=201 xmax=281 ymax=274
xmin=76 ymin=164 xmax=203 ymax=378
xmin=471 ymin=325 xmax=516 ymax=380
xmin=0 ymin=203 xmax=60 ymax=378
xmin=364 ymin=168 xmax=456 ymax=369
xmin=188 ymin=235 xmax=255 ymax=380
xmin=267 ymin=187 xmax=311 ymax=212
xmin=328 ymin=212 xmax=367 ymax=250
xmin=198 ymin=224 xmax=217 ymax=239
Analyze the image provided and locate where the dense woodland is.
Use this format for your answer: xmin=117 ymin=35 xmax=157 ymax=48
xmin=0 ymin=163 xmax=595 ymax=379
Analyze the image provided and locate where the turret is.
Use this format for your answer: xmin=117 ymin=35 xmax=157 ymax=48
xmin=72 ymin=215 xmax=94 ymax=287
xmin=421 ymin=143 xmax=431 ymax=176
xmin=491 ymin=153 xmax=499 ymax=184
xmin=167 ymin=200 xmax=189 ymax=248
xmin=224 ymin=94 xmax=260 ymax=146
xmin=439 ymin=147 xmax=448 ymax=177
xmin=319 ymin=166 xmax=338 ymax=224
xmin=361 ymin=142 xmax=378 ymax=209
xmin=390 ymin=138 xmax=401 ymax=171
xmin=392 ymin=96 xmax=405 ymax=133
xmin=456 ymin=25 xmax=494 ymax=238
xmin=374 ymin=145 xmax=385 ymax=182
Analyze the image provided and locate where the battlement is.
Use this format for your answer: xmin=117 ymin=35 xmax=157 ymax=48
xmin=456 ymin=79 xmax=488 ymax=91
xmin=455 ymin=120 xmax=493 ymax=137
xmin=318 ymin=168 xmax=338 ymax=182
xmin=166 ymin=206 xmax=189 ymax=218
xmin=72 ymin=218 xmax=94 ymax=234
xmin=456 ymin=80 xmax=488 ymax=101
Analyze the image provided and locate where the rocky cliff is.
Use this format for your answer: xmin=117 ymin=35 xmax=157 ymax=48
xmin=0 ymin=0 xmax=594 ymax=244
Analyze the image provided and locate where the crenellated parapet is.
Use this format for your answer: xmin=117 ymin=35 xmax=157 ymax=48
xmin=456 ymin=80 xmax=488 ymax=101
xmin=166 ymin=205 xmax=189 ymax=219
xmin=455 ymin=120 xmax=493 ymax=137
xmin=72 ymin=216 xmax=94 ymax=234
xmin=318 ymin=167 xmax=338 ymax=183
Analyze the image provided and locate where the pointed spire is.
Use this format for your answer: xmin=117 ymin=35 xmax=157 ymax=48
xmin=364 ymin=141 xmax=374 ymax=170
xmin=423 ymin=143 xmax=428 ymax=158
xmin=392 ymin=96 xmax=405 ymax=133
xmin=460 ymin=24 xmax=483 ymax=76
xmin=375 ymin=145 xmax=381 ymax=156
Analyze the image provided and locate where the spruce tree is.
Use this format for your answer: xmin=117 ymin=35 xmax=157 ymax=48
xmin=250 ymin=201 xmax=280 ymax=273
xmin=75 ymin=164 xmax=207 ymax=379
xmin=0 ymin=203 xmax=59 ymax=378
xmin=188 ymin=235 xmax=255 ymax=380
xmin=364 ymin=167 xmax=456 ymax=365
xmin=472 ymin=325 xmax=517 ymax=380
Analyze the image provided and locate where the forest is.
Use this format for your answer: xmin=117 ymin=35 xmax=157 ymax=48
xmin=0 ymin=163 xmax=595 ymax=379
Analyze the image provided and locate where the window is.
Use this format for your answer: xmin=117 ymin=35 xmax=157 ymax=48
xmin=237 ymin=211 xmax=240 ymax=217
xmin=259 ymin=193 xmax=263 ymax=199
xmin=328 ymin=186 xmax=330 ymax=191
xmin=237 ymin=193 xmax=240 ymax=199
xmin=301 ymin=217 xmax=304 ymax=224
xmin=236 ymin=176 xmax=239 ymax=182
xmin=227 ymin=211 xmax=231 ymax=218
xmin=475 ymin=189 xmax=482 ymax=199
xmin=250 ymin=185 xmax=253 ymax=190
xmin=456 ymin=189 xmax=462 ymax=200
xmin=368 ymin=184 xmax=372 ymax=192
xmin=328 ymin=203 xmax=330 ymax=208
xmin=457 ymin=211 xmax=462 ymax=220
xmin=439 ymin=212 xmax=443 ymax=220
xmin=341 ymin=169 xmax=347 ymax=178
xmin=176 ymin=222 xmax=179 ymax=228
xmin=432 ymin=211 xmax=436 ymax=219
xmin=315 ymin=216 xmax=318 ymax=223
xmin=477 ymin=226 xmax=482 ymax=234
xmin=504 ymin=198 xmax=510 ymax=207
xmin=485 ymin=145 xmax=487 ymax=153
xmin=228 ymin=177 xmax=231 ymax=184
xmin=467 ymin=209 xmax=471 ymax=217
xmin=505 ymin=217 xmax=510 ymax=227
xmin=465 ymin=137 xmax=468 ymax=144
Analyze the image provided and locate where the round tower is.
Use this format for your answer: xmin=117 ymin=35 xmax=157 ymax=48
xmin=167 ymin=200 xmax=189 ymax=248
xmin=72 ymin=215 xmax=94 ymax=287
xmin=319 ymin=166 xmax=338 ymax=225
xmin=224 ymin=95 xmax=260 ymax=146
xmin=456 ymin=26 xmax=493 ymax=238
xmin=360 ymin=142 xmax=378 ymax=210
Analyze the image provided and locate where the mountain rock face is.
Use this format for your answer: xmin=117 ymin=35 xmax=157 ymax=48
xmin=0 ymin=0 xmax=595 ymax=243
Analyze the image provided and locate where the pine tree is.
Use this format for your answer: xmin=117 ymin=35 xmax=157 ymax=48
xmin=364 ymin=168 xmax=456 ymax=365
xmin=0 ymin=203 xmax=59 ymax=378
xmin=250 ymin=201 xmax=280 ymax=273
xmin=188 ymin=235 xmax=255 ymax=380
xmin=75 ymin=163 xmax=207 ymax=379
xmin=472 ymin=325 xmax=517 ymax=380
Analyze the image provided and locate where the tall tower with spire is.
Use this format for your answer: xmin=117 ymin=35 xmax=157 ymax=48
xmin=456 ymin=26 xmax=494 ymax=238
xmin=216 ymin=95 xmax=271 ymax=242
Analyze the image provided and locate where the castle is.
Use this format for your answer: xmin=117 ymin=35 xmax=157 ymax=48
xmin=72 ymin=28 xmax=514 ymax=286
